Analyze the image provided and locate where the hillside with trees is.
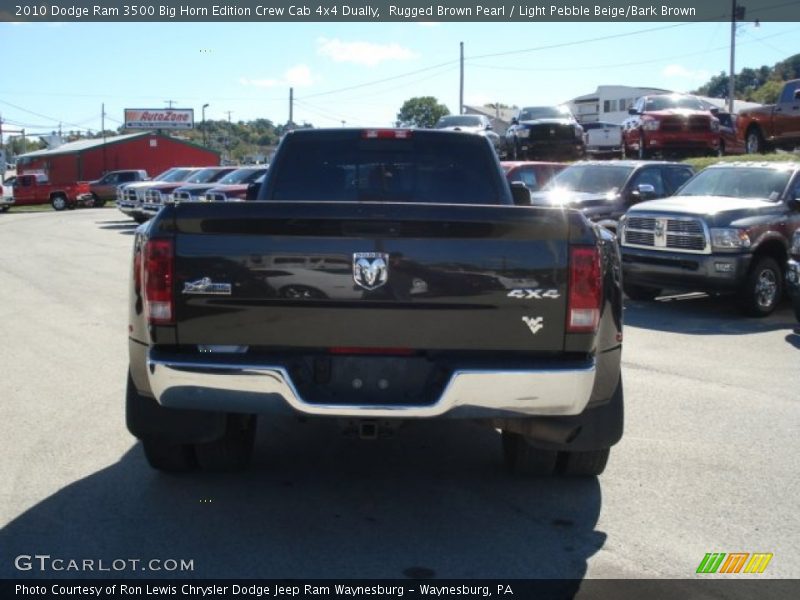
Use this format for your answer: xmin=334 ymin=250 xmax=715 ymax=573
xmin=692 ymin=53 xmax=800 ymax=104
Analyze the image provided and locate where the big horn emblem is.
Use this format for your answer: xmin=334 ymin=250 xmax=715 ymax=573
xmin=353 ymin=252 xmax=389 ymax=290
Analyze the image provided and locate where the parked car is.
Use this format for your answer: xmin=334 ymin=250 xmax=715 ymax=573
xmin=530 ymin=160 xmax=695 ymax=233
xmin=117 ymin=168 xmax=196 ymax=223
xmin=716 ymin=111 xmax=746 ymax=156
xmin=433 ymin=114 xmax=502 ymax=154
xmin=127 ymin=128 xmax=623 ymax=474
xmin=737 ymin=79 xmax=800 ymax=154
xmin=1 ymin=177 xmax=14 ymax=212
xmin=81 ymin=170 xmax=149 ymax=207
xmin=170 ymin=167 xmax=239 ymax=203
xmin=619 ymin=161 xmax=800 ymax=316
xmin=203 ymin=167 xmax=269 ymax=201
xmin=787 ymin=230 xmax=800 ymax=322
xmin=504 ymin=106 xmax=585 ymax=161
xmin=583 ymin=121 xmax=623 ymax=158
xmin=9 ymin=173 xmax=91 ymax=211
xmin=622 ymin=93 xmax=720 ymax=159
xmin=501 ymin=161 xmax=566 ymax=193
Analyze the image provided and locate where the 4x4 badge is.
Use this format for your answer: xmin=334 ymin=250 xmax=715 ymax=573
xmin=353 ymin=252 xmax=389 ymax=290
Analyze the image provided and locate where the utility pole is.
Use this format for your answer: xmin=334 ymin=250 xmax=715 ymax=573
xmin=729 ymin=1 xmax=746 ymax=114
xmin=459 ymin=42 xmax=464 ymax=115
xmin=225 ymin=111 xmax=233 ymax=124
xmin=289 ymin=87 xmax=294 ymax=128
xmin=165 ymin=100 xmax=176 ymax=109
xmin=102 ymin=103 xmax=107 ymax=174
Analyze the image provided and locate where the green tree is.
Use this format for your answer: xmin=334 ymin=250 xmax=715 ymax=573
xmin=750 ymin=79 xmax=784 ymax=104
xmin=396 ymin=96 xmax=450 ymax=128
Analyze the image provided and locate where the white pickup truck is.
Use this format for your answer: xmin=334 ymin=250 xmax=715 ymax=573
xmin=583 ymin=121 xmax=623 ymax=158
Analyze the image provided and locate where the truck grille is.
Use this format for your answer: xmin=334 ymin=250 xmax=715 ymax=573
xmin=144 ymin=190 xmax=163 ymax=204
xmin=659 ymin=115 xmax=711 ymax=132
xmin=623 ymin=214 xmax=709 ymax=254
xmin=527 ymin=124 xmax=574 ymax=141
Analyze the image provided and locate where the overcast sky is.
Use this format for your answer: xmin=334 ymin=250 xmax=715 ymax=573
xmin=0 ymin=20 xmax=797 ymax=136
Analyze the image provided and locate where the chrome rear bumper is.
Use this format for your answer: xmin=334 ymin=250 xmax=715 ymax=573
xmin=146 ymin=352 xmax=596 ymax=419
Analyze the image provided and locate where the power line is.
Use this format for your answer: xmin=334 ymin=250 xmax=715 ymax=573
xmin=466 ymin=27 xmax=800 ymax=72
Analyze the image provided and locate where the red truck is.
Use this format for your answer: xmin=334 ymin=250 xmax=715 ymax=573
xmin=11 ymin=173 xmax=92 ymax=211
xmin=737 ymin=79 xmax=800 ymax=154
xmin=622 ymin=93 xmax=720 ymax=159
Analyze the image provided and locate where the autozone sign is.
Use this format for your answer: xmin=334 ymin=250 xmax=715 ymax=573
xmin=124 ymin=109 xmax=194 ymax=130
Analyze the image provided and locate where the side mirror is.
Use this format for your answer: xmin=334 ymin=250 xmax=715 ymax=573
xmin=510 ymin=181 xmax=531 ymax=206
xmin=794 ymin=89 xmax=800 ymax=102
xmin=628 ymin=107 xmax=639 ymax=115
xmin=510 ymin=117 xmax=519 ymax=125
xmin=631 ymin=183 xmax=657 ymax=200
xmin=485 ymin=124 xmax=493 ymax=130
xmin=709 ymin=107 xmax=720 ymax=116
xmin=245 ymin=181 xmax=261 ymax=201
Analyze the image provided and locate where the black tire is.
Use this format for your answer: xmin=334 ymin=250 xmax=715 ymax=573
xmin=194 ymin=414 xmax=256 ymax=471
xmin=127 ymin=375 xmax=196 ymax=472
xmin=745 ymin=127 xmax=764 ymax=154
xmin=133 ymin=214 xmax=148 ymax=224
xmin=792 ymin=296 xmax=800 ymax=324
xmin=717 ymin=140 xmax=725 ymax=157
xmin=739 ymin=256 xmax=782 ymax=317
xmin=623 ymin=282 xmax=661 ymax=301
xmin=637 ymin=130 xmax=649 ymax=160
xmin=556 ymin=449 xmax=610 ymax=476
xmin=501 ymin=431 xmax=558 ymax=476
xmin=511 ymin=140 xmax=520 ymax=160
xmin=92 ymin=194 xmax=106 ymax=208
xmin=142 ymin=439 xmax=197 ymax=473
xmin=0 ymin=205 xmax=9 ymax=212
xmin=51 ymin=194 xmax=68 ymax=211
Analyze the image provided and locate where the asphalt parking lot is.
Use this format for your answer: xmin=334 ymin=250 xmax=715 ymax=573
xmin=0 ymin=208 xmax=798 ymax=581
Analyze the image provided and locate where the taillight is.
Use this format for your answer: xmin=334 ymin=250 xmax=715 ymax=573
xmin=567 ymin=246 xmax=602 ymax=333
xmin=362 ymin=129 xmax=412 ymax=139
xmin=143 ymin=239 xmax=174 ymax=325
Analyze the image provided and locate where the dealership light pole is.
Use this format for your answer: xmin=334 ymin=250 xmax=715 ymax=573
xmin=202 ymin=103 xmax=209 ymax=146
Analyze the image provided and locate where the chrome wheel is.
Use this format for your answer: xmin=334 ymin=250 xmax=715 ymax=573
xmin=745 ymin=130 xmax=762 ymax=154
xmin=755 ymin=268 xmax=778 ymax=310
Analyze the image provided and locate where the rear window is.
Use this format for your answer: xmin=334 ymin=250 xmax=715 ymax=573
xmin=265 ymin=133 xmax=507 ymax=205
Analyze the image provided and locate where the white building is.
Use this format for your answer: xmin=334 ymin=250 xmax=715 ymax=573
xmin=463 ymin=105 xmax=518 ymax=136
xmin=567 ymin=85 xmax=672 ymax=124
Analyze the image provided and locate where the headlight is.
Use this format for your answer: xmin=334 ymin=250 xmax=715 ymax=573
xmin=791 ymin=230 xmax=800 ymax=255
xmin=710 ymin=228 xmax=750 ymax=250
xmin=710 ymin=119 xmax=720 ymax=132
xmin=515 ymin=128 xmax=530 ymax=139
xmin=574 ymin=126 xmax=584 ymax=139
xmin=641 ymin=117 xmax=660 ymax=131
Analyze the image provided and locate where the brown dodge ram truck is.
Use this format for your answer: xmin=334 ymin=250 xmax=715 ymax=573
xmin=738 ymin=79 xmax=800 ymax=154
xmin=619 ymin=162 xmax=800 ymax=316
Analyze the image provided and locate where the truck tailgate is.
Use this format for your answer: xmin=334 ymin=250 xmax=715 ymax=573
xmin=171 ymin=202 xmax=573 ymax=353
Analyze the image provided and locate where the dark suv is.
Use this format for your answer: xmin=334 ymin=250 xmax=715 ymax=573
xmin=530 ymin=160 xmax=695 ymax=233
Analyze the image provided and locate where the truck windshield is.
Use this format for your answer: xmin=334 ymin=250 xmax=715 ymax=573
xmin=268 ymin=134 xmax=505 ymax=205
xmin=435 ymin=116 xmax=483 ymax=128
xmin=519 ymin=106 xmax=572 ymax=120
xmin=216 ymin=168 xmax=267 ymax=185
xmin=645 ymin=95 xmax=706 ymax=111
xmin=185 ymin=168 xmax=230 ymax=184
xmin=160 ymin=169 xmax=194 ymax=182
xmin=676 ymin=168 xmax=791 ymax=201
xmin=545 ymin=164 xmax=633 ymax=194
